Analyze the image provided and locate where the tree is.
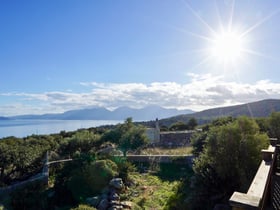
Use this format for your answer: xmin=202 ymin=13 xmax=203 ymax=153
xmin=67 ymin=159 xmax=118 ymax=201
xmin=187 ymin=117 xmax=198 ymax=130
xmin=191 ymin=116 xmax=269 ymax=209
xmin=118 ymin=118 xmax=148 ymax=156
xmin=60 ymin=130 xmax=101 ymax=157
xmin=269 ymin=112 xmax=280 ymax=139
xmin=101 ymin=118 xmax=148 ymax=156
xmin=169 ymin=121 xmax=188 ymax=131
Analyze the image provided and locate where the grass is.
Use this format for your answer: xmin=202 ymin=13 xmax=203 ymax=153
xmin=136 ymin=146 xmax=193 ymax=155
xmin=121 ymin=163 xmax=194 ymax=210
xmin=125 ymin=173 xmax=180 ymax=209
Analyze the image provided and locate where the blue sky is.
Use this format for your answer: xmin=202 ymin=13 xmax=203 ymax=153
xmin=1 ymin=0 xmax=280 ymax=116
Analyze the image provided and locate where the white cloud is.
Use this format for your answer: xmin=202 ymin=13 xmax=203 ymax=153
xmin=1 ymin=73 xmax=280 ymax=116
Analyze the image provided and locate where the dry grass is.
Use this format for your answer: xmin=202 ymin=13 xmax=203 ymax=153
xmin=136 ymin=146 xmax=193 ymax=155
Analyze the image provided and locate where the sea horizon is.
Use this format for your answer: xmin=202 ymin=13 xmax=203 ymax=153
xmin=0 ymin=119 xmax=122 ymax=138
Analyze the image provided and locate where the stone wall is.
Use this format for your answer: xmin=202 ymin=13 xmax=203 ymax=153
xmin=159 ymin=131 xmax=195 ymax=147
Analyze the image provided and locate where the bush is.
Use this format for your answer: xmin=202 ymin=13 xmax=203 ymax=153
xmin=67 ymin=159 xmax=118 ymax=201
xmin=10 ymin=180 xmax=49 ymax=210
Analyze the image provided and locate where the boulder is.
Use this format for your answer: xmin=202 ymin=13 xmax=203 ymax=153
xmin=98 ymin=198 xmax=109 ymax=210
xmin=121 ymin=201 xmax=133 ymax=209
xmin=85 ymin=196 xmax=100 ymax=207
xmin=109 ymin=178 xmax=124 ymax=190
xmin=109 ymin=192 xmax=120 ymax=201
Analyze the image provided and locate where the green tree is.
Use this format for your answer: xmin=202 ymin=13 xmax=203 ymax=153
xmin=101 ymin=118 xmax=148 ymax=156
xmin=269 ymin=112 xmax=280 ymax=139
xmin=191 ymin=116 xmax=269 ymax=209
xmin=169 ymin=121 xmax=189 ymax=131
xmin=187 ymin=117 xmax=198 ymax=130
xmin=67 ymin=159 xmax=118 ymax=201
xmin=60 ymin=130 xmax=101 ymax=157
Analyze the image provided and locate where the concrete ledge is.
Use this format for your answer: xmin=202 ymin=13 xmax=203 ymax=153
xmin=230 ymin=145 xmax=276 ymax=209
xmin=247 ymin=159 xmax=273 ymax=197
xmin=229 ymin=192 xmax=260 ymax=209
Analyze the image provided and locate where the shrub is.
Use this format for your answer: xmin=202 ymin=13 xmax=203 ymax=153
xmin=67 ymin=159 xmax=118 ymax=201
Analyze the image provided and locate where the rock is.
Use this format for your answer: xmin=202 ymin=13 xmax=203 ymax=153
xmin=98 ymin=198 xmax=109 ymax=210
xmin=141 ymin=186 xmax=148 ymax=190
xmin=108 ymin=206 xmax=122 ymax=210
xmin=109 ymin=178 xmax=124 ymax=190
xmin=121 ymin=201 xmax=133 ymax=209
xmin=109 ymin=192 xmax=120 ymax=201
xmin=85 ymin=196 xmax=100 ymax=207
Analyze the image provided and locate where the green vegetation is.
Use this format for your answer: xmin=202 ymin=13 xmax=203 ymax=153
xmin=102 ymin=117 xmax=148 ymax=156
xmin=1 ymin=113 xmax=280 ymax=210
xmin=168 ymin=117 xmax=198 ymax=131
xmin=67 ymin=159 xmax=118 ymax=201
xmin=190 ymin=116 xmax=270 ymax=209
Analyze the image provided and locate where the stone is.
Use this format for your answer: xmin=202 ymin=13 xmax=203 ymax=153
xmin=141 ymin=186 xmax=148 ymax=190
xmin=98 ymin=198 xmax=109 ymax=210
xmin=109 ymin=178 xmax=124 ymax=190
xmin=85 ymin=196 xmax=100 ymax=207
xmin=109 ymin=192 xmax=120 ymax=201
xmin=121 ymin=201 xmax=133 ymax=209
xmin=110 ymin=200 xmax=120 ymax=206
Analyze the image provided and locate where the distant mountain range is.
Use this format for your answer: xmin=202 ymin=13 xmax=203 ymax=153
xmin=160 ymin=99 xmax=280 ymax=126
xmin=5 ymin=106 xmax=194 ymax=121
xmin=1 ymin=99 xmax=280 ymax=123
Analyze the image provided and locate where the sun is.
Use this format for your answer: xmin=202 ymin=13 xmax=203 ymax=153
xmin=210 ymin=31 xmax=244 ymax=64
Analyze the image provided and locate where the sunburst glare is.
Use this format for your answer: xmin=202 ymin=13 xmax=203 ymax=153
xmin=210 ymin=30 xmax=244 ymax=64
xmin=180 ymin=0 xmax=280 ymax=75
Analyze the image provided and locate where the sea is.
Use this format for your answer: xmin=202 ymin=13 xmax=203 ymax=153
xmin=0 ymin=120 xmax=122 ymax=138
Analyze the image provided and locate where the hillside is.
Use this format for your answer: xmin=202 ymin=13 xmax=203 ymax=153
xmin=160 ymin=99 xmax=280 ymax=126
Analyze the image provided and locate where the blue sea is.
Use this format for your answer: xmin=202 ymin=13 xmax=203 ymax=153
xmin=0 ymin=120 xmax=121 ymax=138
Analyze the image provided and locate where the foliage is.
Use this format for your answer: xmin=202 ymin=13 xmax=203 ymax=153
xmin=70 ymin=204 xmax=96 ymax=210
xmin=101 ymin=118 xmax=148 ymax=156
xmin=169 ymin=121 xmax=189 ymax=131
xmin=126 ymin=173 xmax=182 ymax=210
xmin=0 ymin=135 xmax=57 ymax=185
xmin=110 ymin=156 xmax=136 ymax=182
xmin=269 ymin=112 xmax=280 ymax=139
xmin=168 ymin=118 xmax=197 ymax=131
xmin=67 ymin=159 xmax=118 ymax=201
xmin=59 ymin=130 xmax=101 ymax=157
xmin=191 ymin=131 xmax=207 ymax=157
xmin=9 ymin=180 xmax=49 ymax=210
xmin=188 ymin=117 xmax=198 ymax=130
xmin=191 ymin=116 xmax=269 ymax=209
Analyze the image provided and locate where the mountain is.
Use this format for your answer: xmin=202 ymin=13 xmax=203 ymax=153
xmin=11 ymin=106 xmax=194 ymax=121
xmin=160 ymin=99 xmax=280 ymax=126
xmin=0 ymin=116 xmax=10 ymax=120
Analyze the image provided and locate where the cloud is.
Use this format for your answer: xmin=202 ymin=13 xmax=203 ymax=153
xmin=1 ymin=73 xmax=280 ymax=116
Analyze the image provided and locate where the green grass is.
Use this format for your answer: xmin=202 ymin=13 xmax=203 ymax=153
xmin=121 ymin=163 xmax=194 ymax=210
xmin=125 ymin=173 xmax=180 ymax=209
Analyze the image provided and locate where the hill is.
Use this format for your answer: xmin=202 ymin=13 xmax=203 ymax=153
xmin=0 ymin=116 xmax=10 ymax=120
xmin=11 ymin=105 xmax=194 ymax=121
xmin=160 ymin=99 xmax=280 ymax=126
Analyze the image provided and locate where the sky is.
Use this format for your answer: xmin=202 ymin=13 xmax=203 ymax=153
xmin=1 ymin=0 xmax=280 ymax=116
